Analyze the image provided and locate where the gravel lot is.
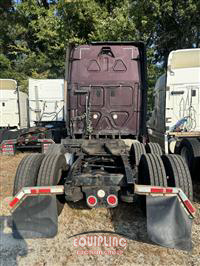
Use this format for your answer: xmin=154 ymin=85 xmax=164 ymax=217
xmin=0 ymin=153 xmax=200 ymax=266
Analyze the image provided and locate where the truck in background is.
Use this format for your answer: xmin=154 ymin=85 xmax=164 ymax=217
xmin=0 ymin=79 xmax=67 ymax=154
xmin=28 ymin=79 xmax=65 ymax=127
xmin=0 ymin=79 xmax=28 ymax=129
xmin=148 ymin=48 xmax=200 ymax=178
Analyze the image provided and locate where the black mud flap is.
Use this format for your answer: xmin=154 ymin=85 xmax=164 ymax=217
xmin=12 ymin=195 xmax=58 ymax=239
xmin=146 ymin=196 xmax=192 ymax=251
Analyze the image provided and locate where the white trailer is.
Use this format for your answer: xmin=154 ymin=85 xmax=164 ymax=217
xmin=148 ymin=48 xmax=200 ymax=177
xmin=0 ymin=79 xmax=28 ymax=128
xmin=28 ymin=79 xmax=65 ymax=127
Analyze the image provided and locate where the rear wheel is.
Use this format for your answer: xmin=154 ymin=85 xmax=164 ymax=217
xmin=138 ymin=154 xmax=167 ymax=213
xmin=161 ymin=154 xmax=193 ymax=200
xmin=13 ymin=153 xmax=45 ymax=196
xmin=46 ymin=144 xmax=67 ymax=154
xmin=130 ymin=142 xmax=146 ymax=166
xmin=145 ymin=142 xmax=162 ymax=156
xmin=175 ymin=138 xmax=200 ymax=179
xmin=138 ymin=154 xmax=167 ymax=187
xmin=37 ymin=153 xmax=68 ymax=215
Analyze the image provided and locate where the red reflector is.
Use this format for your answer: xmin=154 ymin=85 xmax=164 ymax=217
xmin=184 ymin=200 xmax=196 ymax=213
xmin=10 ymin=197 xmax=19 ymax=208
xmin=31 ymin=189 xmax=51 ymax=194
xmin=87 ymin=196 xmax=97 ymax=206
xmin=150 ymin=188 xmax=164 ymax=193
xmin=166 ymin=188 xmax=173 ymax=193
xmin=107 ymin=195 xmax=117 ymax=206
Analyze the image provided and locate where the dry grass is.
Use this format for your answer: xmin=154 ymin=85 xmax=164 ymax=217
xmin=0 ymin=153 xmax=30 ymax=201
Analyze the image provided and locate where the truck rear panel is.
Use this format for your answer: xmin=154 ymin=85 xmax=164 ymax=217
xmin=67 ymin=42 xmax=147 ymax=138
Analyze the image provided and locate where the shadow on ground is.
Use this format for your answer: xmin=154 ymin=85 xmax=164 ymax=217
xmin=0 ymin=216 xmax=28 ymax=266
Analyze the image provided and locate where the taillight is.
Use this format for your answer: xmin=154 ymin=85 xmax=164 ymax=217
xmin=107 ymin=194 xmax=118 ymax=207
xmin=87 ymin=195 xmax=97 ymax=207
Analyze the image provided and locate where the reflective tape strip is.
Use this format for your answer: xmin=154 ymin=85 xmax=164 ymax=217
xmin=9 ymin=185 xmax=65 ymax=210
xmin=9 ymin=190 xmax=25 ymax=208
xmin=50 ymin=186 xmax=65 ymax=193
xmin=179 ymin=190 xmax=188 ymax=201
xmin=135 ymin=185 xmax=179 ymax=194
xmin=183 ymin=200 xmax=196 ymax=214
xmin=138 ymin=186 xmax=152 ymax=193
xmin=151 ymin=188 xmax=165 ymax=193
xmin=30 ymin=189 xmax=51 ymax=194
xmin=178 ymin=190 xmax=196 ymax=215
xmin=17 ymin=191 xmax=25 ymax=200
xmin=9 ymin=197 xmax=19 ymax=208
xmin=166 ymin=188 xmax=173 ymax=193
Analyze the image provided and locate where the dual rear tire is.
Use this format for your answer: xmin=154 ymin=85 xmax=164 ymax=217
xmin=13 ymin=149 xmax=68 ymax=215
xmin=138 ymin=153 xmax=193 ymax=201
xmin=130 ymin=142 xmax=163 ymax=167
xmin=129 ymin=142 xmax=193 ymax=201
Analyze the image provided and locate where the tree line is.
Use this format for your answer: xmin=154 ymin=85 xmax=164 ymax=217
xmin=0 ymin=0 xmax=199 ymax=109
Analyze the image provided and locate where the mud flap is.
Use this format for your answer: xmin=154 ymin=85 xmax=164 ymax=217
xmin=12 ymin=195 xmax=58 ymax=239
xmin=146 ymin=195 xmax=192 ymax=251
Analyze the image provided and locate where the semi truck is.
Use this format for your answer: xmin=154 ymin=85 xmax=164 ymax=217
xmin=28 ymin=79 xmax=65 ymax=127
xmin=148 ymin=48 xmax=200 ymax=179
xmin=0 ymin=79 xmax=28 ymax=129
xmin=8 ymin=42 xmax=195 ymax=251
xmin=0 ymin=79 xmax=66 ymax=154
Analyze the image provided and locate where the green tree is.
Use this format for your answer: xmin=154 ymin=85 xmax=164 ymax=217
xmin=1 ymin=0 xmax=199 ymax=109
xmin=0 ymin=0 xmax=64 ymax=91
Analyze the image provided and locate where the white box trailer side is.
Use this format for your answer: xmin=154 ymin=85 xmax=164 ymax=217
xmin=29 ymin=79 xmax=65 ymax=127
xmin=0 ymin=79 xmax=28 ymax=128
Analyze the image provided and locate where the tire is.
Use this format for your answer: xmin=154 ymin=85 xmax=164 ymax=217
xmin=145 ymin=142 xmax=162 ymax=156
xmin=138 ymin=154 xmax=167 ymax=187
xmin=161 ymin=154 xmax=193 ymax=201
xmin=175 ymin=138 xmax=200 ymax=179
xmin=138 ymin=154 xmax=167 ymax=214
xmin=130 ymin=142 xmax=146 ymax=166
xmin=13 ymin=153 xmax=45 ymax=196
xmin=46 ymin=144 xmax=67 ymax=155
xmin=37 ymin=153 xmax=68 ymax=215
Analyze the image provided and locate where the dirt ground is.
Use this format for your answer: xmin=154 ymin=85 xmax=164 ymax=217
xmin=0 ymin=153 xmax=200 ymax=266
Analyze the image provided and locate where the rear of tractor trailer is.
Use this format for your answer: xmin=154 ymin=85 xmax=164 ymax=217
xmin=8 ymin=42 xmax=195 ymax=251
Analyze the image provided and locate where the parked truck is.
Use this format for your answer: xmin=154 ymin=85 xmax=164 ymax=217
xmin=9 ymin=42 xmax=195 ymax=251
xmin=0 ymin=79 xmax=67 ymax=154
xmin=148 ymin=48 xmax=200 ymax=179
xmin=28 ymin=79 xmax=65 ymax=127
xmin=0 ymin=79 xmax=28 ymax=129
